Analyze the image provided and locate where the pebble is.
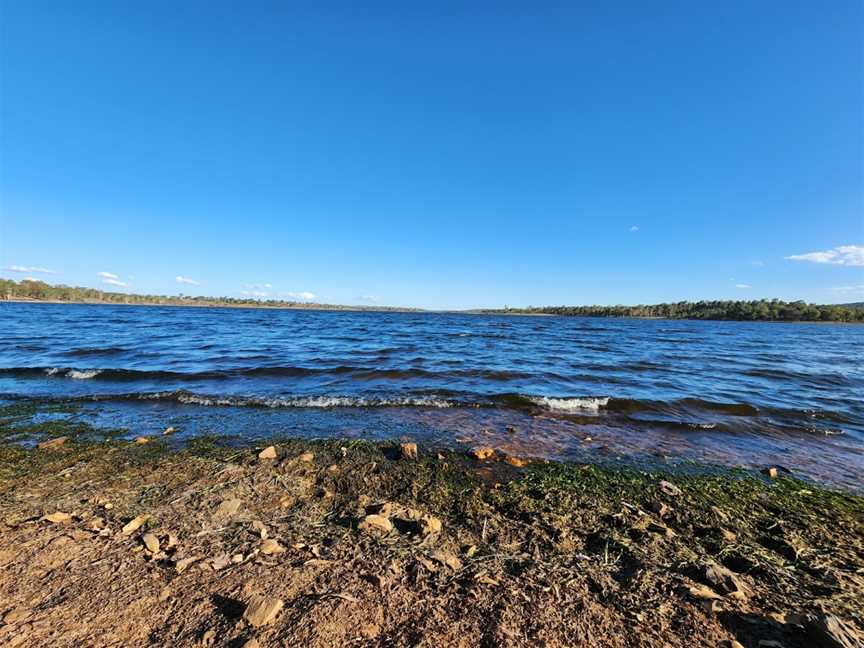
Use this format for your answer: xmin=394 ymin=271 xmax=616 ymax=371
xmin=298 ymin=451 xmax=314 ymax=463
xmin=251 ymin=520 xmax=268 ymax=539
xmin=471 ymin=447 xmax=495 ymax=460
xmin=242 ymin=639 xmax=260 ymax=648
xmin=258 ymin=446 xmax=277 ymax=460
xmin=260 ymin=539 xmax=285 ymax=555
xmin=122 ymin=514 xmax=149 ymax=535
xmin=504 ymin=456 xmax=529 ymax=468
xmin=163 ymin=426 xmax=176 ymax=435
xmin=243 ymin=595 xmax=284 ymax=627
xmin=358 ymin=514 xmax=393 ymax=535
xmin=400 ymin=442 xmax=418 ymax=460
xmin=175 ymin=556 xmax=201 ymax=573
xmin=215 ymin=498 xmax=242 ymax=517
xmin=134 ymin=436 xmax=150 ymax=445
xmin=765 ymin=466 xmax=779 ymax=479
xmin=659 ymin=480 xmax=682 ymax=497
xmin=42 ymin=512 xmax=71 ymax=524
xmin=37 ymin=437 xmax=68 ymax=449
xmin=430 ymin=549 xmax=462 ymax=571
xmin=158 ymin=587 xmax=171 ymax=602
xmin=142 ymin=533 xmax=160 ymax=554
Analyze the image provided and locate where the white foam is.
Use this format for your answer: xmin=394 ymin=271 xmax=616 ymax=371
xmin=163 ymin=393 xmax=453 ymax=409
xmin=67 ymin=369 xmax=101 ymax=379
xmin=530 ymin=396 xmax=610 ymax=412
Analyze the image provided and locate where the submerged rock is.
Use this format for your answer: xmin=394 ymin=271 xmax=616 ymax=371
xmin=37 ymin=437 xmax=68 ymax=449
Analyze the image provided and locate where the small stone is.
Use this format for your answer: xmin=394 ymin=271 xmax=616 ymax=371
xmin=2 ymin=608 xmax=28 ymax=625
xmin=504 ymin=455 xmax=529 ymax=468
xmin=242 ymin=639 xmax=260 ymax=648
xmin=430 ymin=549 xmax=462 ymax=571
xmin=122 ymin=514 xmax=149 ymax=535
xmin=158 ymin=587 xmax=171 ymax=602
xmin=37 ymin=437 xmax=68 ymax=449
xmin=202 ymin=629 xmax=216 ymax=645
xmin=729 ymin=642 xmax=745 ymax=648
xmin=260 ymin=539 xmax=284 ymax=555
xmin=470 ymin=447 xmax=495 ymax=460
xmin=418 ymin=515 xmax=442 ymax=536
xmin=175 ymin=556 xmax=201 ymax=573
xmin=251 ymin=520 xmax=268 ymax=539
xmin=165 ymin=532 xmax=179 ymax=549
xmin=702 ymin=561 xmax=749 ymax=599
xmin=298 ymin=451 xmax=314 ymax=463
xmin=42 ymin=512 xmax=71 ymax=524
xmin=279 ymin=495 xmax=295 ymax=508
xmin=215 ymin=498 xmax=242 ymax=517
xmin=687 ymin=584 xmax=722 ymax=601
xmin=243 ymin=595 xmax=284 ymax=627
xmin=720 ymin=528 xmax=737 ymax=543
xmin=700 ymin=599 xmax=722 ymax=614
xmin=765 ymin=466 xmax=779 ymax=479
xmin=211 ymin=554 xmax=231 ymax=570
xmin=659 ymin=480 xmax=682 ymax=496
xmin=103 ymin=502 xmax=114 ymax=510
xmin=400 ymin=442 xmax=418 ymax=460
xmin=258 ymin=446 xmax=277 ymax=460
xmin=163 ymin=426 xmax=176 ymax=435
xmin=358 ymin=514 xmax=393 ymax=535
xmin=134 ymin=436 xmax=150 ymax=445
xmin=361 ymin=623 xmax=380 ymax=639
xmin=142 ymin=533 xmax=160 ymax=554
xmin=232 ymin=554 xmax=244 ymax=564
xmin=649 ymin=501 xmax=672 ymax=518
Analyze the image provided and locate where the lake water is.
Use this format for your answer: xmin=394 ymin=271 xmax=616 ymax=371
xmin=1 ymin=302 xmax=862 ymax=490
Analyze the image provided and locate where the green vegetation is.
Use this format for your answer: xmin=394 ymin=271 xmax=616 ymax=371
xmin=490 ymin=299 xmax=864 ymax=322
xmin=0 ymin=278 xmax=417 ymax=311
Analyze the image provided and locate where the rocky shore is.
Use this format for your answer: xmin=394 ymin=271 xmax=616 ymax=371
xmin=0 ymin=433 xmax=862 ymax=647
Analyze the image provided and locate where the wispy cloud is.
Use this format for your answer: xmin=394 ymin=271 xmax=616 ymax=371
xmin=3 ymin=265 xmax=57 ymax=275
xmin=243 ymin=283 xmax=272 ymax=291
xmin=629 ymin=225 xmax=639 ymax=232
xmin=354 ymin=295 xmax=382 ymax=304
xmin=735 ymin=284 xmax=751 ymax=289
xmin=785 ymin=245 xmax=864 ymax=267
xmin=284 ymin=291 xmax=316 ymax=301
xmin=97 ymin=271 xmax=119 ymax=280
xmin=176 ymin=276 xmax=200 ymax=286
xmin=241 ymin=290 xmax=270 ymax=299
xmin=831 ymin=284 xmax=864 ymax=295
xmin=102 ymin=277 xmax=129 ymax=288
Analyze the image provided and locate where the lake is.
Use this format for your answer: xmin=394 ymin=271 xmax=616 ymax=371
xmin=1 ymin=302 xmax=862 ymax=490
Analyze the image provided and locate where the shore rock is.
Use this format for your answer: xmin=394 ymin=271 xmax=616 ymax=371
xmin=400 ymin=442 xmax=418 ymax=460
xmin=258 ymin=446 xmax=277 ymax=460
xmin=471 ymin=447 xmax=495 ymax=460
xmin=37 ymin=437 xmax=68 ymax=450
xmin=504 ymin=455 xmax=529 ymax=468
xmin=134 ymin=436 xmax=150 ymax=445
xmin=244 ymin=595 xmax=284 ymax=627
xmin=359 ymin=514 xmax=393 ymax=535
xmin=659 ymin=480 xmax=682 ymax=497
xmin=142 ymin=533 xmax=160 ymax=554
xmin=702 ymin=561 xmax=749 ymax=599
xmin=298 ymin=451 xmax=314 ymax=463
xmin=42 ymin=512 xmax=71 ymax=524
xmin=121 ymin=514 xmax=149 ymax=535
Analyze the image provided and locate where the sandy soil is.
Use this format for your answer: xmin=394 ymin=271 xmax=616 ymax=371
xmin=0 ymin=437 xmax=862 ymax=648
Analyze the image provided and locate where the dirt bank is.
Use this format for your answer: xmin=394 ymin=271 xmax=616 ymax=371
xmin=0 ymin=435 xmax=862 ymax=647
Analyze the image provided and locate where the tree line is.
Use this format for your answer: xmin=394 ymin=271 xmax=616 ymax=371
xmin=490 ymin=299 xmax=864 ymax=322
xmin=0 ymin=279 xmax=416 ymax=311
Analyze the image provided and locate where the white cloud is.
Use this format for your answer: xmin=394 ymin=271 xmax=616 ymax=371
xmin=243 ymin=282 xmax=272 ymax=291
xmin=101 ymin=277 xmax=129 ymax=288
xmin=241 ymin=290 xmax=270 ymax=298
xmin=831 ymin=285 xmax=864 ymax=295
xmin=284 ymin=291 xmax=316 ymax=301
xmin=97 ymin=271 xmax=119 ymax=280
xmin=355 ymin=295 xmax=382 ymax=304
xmin=176 ymin=276 xmax=200 ymax=285
xmin=735 ymin=284 xmax=751 ymax=289
xmin=3 ymin=265 xmax=57 ymax=274
xmin=629 ymin=225 xmax=639 ymax=232
xmin=785 ymin=245 xmax=864 ymax=267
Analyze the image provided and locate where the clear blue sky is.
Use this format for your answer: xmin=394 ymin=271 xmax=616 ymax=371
xmin=1 ymin=1 xmax=862 ymax=309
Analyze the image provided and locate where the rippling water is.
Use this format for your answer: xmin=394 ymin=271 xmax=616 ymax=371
xmin=2 ymin=302 xmax=862 ymax=489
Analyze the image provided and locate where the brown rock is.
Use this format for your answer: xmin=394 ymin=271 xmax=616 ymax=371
xmin=134 ymin=436 xmax=150 ymax=445
xmin=42 ymin=512 xmax=71 ymax=524
xmin=430 ymin=549 xmax=462 ymax=571
xmin=251 ymin=520 xmax=268 ymax=539
xmin=702 ymin=561 xmax=749 ymax=599
xmin=504 ymin=455 xmax=529 ymax=468
xmin=418 ymin=514 xmax=442 ymax=536
xmin=215 ymin=498 xmax=242 ymax=517
xmin=158 ymin=587 xmax=171 ymax=602
xmin=175 ymin=556 xmax=201 ymax=573
xmin=361 ymin=623 xmax=381 ymax=639
xmin=242 ymin=640 xmax=260 ymax=648
xmin=470 ymin=447 xmax=495 ymax=460
xmin=122 ymin=514 xmax=149 ymax=535
xmin=211 ymin=554 xmax=231 ymax=571
xmin=659 ymin=480 xmax=682 ymax=496
xmin=720 ymin=528 xmax=737 ymax=543
xmin=687 ymin=584 xmax=722 ymax=601
xmin=298 ymin=451 xmax=314 ymax=463
xmin=37 ymin=437 xmax=68 ymax=449
xmin=804 ymin=613 xmax=862 ymax=648
xmin=260 ymin=539 xmax=285 ymax=555
xmin=400 ymin=442 xmax=418 ymax=460
xmin=202 ymin=629 xmax=216 ymax=645
xmin=243 ymin=595 xmax=284 ymax=627
xmin=358 ymin=514 xmax=393 ymax=535
xmin=2 ymin=608 xmax=29 ymax=625
xmin=765 ymin=466 xmax=779 ymax=479
xmin=258 ymin=446 xmax=277 ymax=460
xmin=142 ymin=533 xmax=160 ymax=554
xmin=163 ymin=426 xmax=176 ymax=435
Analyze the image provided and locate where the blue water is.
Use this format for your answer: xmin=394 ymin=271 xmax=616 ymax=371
xmin=1 ymin=302 xmax=862 ymax=489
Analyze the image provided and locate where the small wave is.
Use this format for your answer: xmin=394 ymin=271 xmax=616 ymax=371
xmin=98 ymin=390 xmax=456 ymax=409
xmin=529 ymin=396 xmax=610 ymax=411
xmin=67 ymin=369 xmax=102 ymax=380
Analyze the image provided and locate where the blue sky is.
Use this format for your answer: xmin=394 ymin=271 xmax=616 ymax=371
xmin=1 ymin=1 xmax=862 ymax=309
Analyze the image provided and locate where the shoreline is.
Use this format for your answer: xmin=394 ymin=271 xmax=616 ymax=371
xmin=0 ymin=432 xmax=861 ymax=647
